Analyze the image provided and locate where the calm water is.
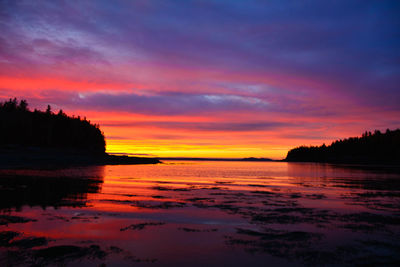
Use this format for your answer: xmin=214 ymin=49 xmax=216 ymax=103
xmin=0 ymin=161 xmax=399 ymax=266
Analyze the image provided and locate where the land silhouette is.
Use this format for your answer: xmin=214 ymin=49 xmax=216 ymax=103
xmin=285 ymin=129 xmax=400 ymax=164
xmin=2 ymin=98 xmax=398 ymax=166
xmin=0 ymin=98 xmax=160 ymax=167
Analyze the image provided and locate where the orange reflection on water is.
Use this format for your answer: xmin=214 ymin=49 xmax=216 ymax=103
xmin=1 ymin=161 xmax=400 ymax=266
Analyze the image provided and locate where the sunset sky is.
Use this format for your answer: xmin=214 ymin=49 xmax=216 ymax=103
xmin=1 ymin=1 xmax=399 ymax=159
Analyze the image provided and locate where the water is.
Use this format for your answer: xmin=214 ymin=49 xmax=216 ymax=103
xmin=1 ymin=161 xmax=399 ymax=266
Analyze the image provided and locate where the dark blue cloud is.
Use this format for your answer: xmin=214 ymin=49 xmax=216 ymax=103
xmin=71 ymin=91 xmax=268 ymax=115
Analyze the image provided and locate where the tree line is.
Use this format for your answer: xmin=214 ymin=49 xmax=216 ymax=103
xmin=285 ymin=129 xmax=400 ymax=164
xmin=0 ymin=98 xmax=105 ymax=154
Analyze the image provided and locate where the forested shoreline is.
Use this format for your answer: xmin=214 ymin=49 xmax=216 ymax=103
xmin=285 ymin=129 xmax=400 ymax=164
xmin=0 ymin=98 xmax=106 ymax=154
xmin=0 ymin=98 xmax=160 ymax=167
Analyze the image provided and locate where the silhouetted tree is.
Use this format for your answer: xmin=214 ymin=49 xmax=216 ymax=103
xmin=1 ymin=98 xmax=17 ymax=111
xmin=46 ymin=104 xmax=52 ymax=114
xmin=18 ymin=100 xmax=28 ymax=111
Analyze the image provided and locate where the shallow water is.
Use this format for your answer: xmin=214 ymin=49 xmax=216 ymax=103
xmin=0 ymin=161 xmax=399 ymax=266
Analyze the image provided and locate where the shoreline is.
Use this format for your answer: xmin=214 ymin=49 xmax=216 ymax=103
xmin=283 ymin=159 xmax=400 ymax=167
xmin=1 ymin=147 xmax=398 ymax=171
xmin=0 ymin=147 xmax=161 ymax=169
xmin=158 ymin=157 xmax=274 ymax=162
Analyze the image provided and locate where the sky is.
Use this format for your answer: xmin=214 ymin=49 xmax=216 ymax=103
xmin=0 ymin=0 xmax=399 ymax=159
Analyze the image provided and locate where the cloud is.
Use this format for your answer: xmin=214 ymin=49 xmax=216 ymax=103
xmin=70 ymin=91 xmax=268 ymax=115
xmin=102 ymin=120 xmax=288 ymax=132
xmin=1 ymin=1 xmax=399 ymax=111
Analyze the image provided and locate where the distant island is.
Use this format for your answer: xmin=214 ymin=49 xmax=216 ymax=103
xmin=0 ymin=98 xmax=160 ymax=168
xmin=285 ymin=129 xmax=400 ymax=164
xmin=158 ymin=157 xmax=273 ymax=161
xmin=241 ymin=157 xmax=273 ymax=162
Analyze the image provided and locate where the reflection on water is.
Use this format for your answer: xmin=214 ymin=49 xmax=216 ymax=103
xmin=0 ymin=166 xmax=104 ymax=211
xmin=0 ymin=161 xmax=399 ymax=266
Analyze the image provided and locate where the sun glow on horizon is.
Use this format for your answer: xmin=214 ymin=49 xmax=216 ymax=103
xmin=105 ymin=139 xmax=290 ymax=159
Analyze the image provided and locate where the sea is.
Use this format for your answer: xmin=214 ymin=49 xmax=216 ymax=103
xmin=1 ymin=161 xmax=399 ymax=266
